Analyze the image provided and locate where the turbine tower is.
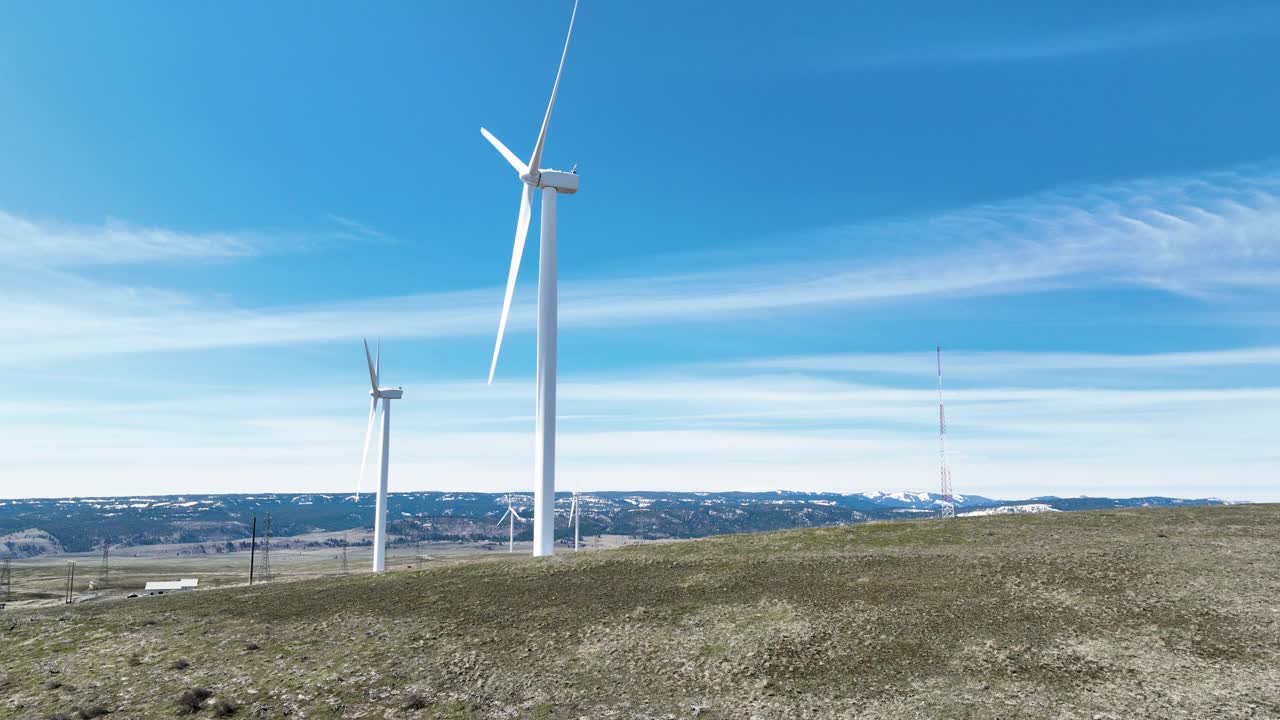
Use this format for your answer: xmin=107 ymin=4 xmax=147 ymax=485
xmin=480 ymin=0 xmax=580 ymax=557
xmin=567 ymin=491 xmax=581 ymax=551
xmin=357 ymin=339 xmax=404 ymax=572
xmin=937 ymin=346 xmax=955 ymax=519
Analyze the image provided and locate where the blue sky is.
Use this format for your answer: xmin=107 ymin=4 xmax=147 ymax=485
xmin=2 ymin=1 xmax=1278 ymax=500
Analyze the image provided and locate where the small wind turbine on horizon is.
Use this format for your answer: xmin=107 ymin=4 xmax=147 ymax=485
xmin=497 ymin=495 xmax=525 ymax=553
xmin=355 ymin=339 xmax=403 ymax=573
xmin=480 ymin=0 xmax=581 ymax=557
xmin=567 ymin=491 xmax=581 ymax=551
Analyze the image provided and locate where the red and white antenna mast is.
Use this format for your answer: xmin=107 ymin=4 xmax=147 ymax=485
xmin=937 ymin=346 xmax=955 ymax=518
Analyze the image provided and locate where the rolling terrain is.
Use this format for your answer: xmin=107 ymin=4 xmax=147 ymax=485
xmin=2 ymin=504 xmax=1277 ymax=719
xmin=0 ymin=490 xmax=1227 ymax=556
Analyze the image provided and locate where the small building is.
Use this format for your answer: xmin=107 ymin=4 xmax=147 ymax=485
xmin=143 ymin=578 xmax=199 ymax=595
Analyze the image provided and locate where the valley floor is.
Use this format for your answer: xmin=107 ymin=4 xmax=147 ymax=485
xmin=2 ymin=505 xmax=1278 ymax=719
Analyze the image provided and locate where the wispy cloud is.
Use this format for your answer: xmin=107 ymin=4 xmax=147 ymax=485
xmin=4 ymin=362 xmax=1278 ymax=499
xmin=847 ymin=6 xmax=1280 ymax=67
xmin=0 ymin=211 xmax=260 ymax=267
xmin=0 ymin=211 xmax=393 ymax=269
xmin=327 ymin=213 xmax=389 ymax=243
xmin=2 ymin=163 xmax=1278 ymax=362
xmin=730 ymin=346 xmax=1280 ymax=380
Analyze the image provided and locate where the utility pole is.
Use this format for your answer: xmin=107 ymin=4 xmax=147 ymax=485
xmin=99 ymin=538 xmax=110 ymax=589
xmin=249 ymin=517 xmax=257 ymax=586
xmin=937 ymin=346 xmax=955 ymax=519
xmin=339 ymin=536 xmax=349 ymax=576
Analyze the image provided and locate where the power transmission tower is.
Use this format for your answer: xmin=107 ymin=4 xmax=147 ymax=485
xmin=64 ymin=561 xmax=76 ymax=605
xmin=339 ymin=536 xmax=349 ymax=576
xmin=99 ymin=538 xmax=110 ymax=589
xmin=257 ymin=513 xmax=273 ymax=581
xmin=1 ymin=557 xmax=12 ymax=609
xmin=937 ymin=346 xmax=955 ymax=519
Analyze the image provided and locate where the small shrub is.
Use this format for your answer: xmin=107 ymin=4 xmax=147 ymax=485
xmin=212 ymin=700 xmax=238 ymax=717
xmin=177 ymin=688 xmax=212 ymax=715
xmin=126 ymin=654 xmax=142 ymax=667
xmin=45 ymin=679 xmax=63 ymax=690
xmin=403 ymin=691 xmax=430 ymax=710
xmin=76 ymin=707 xmax=111 ymax=719
xmin=243 ymin=641 xmax=260 ymax=651
xmin=168 ymin=659 xmax=190 ymax=671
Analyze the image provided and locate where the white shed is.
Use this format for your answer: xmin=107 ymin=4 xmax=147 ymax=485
xmin=143 ymin=578 xmax=199 ymax=595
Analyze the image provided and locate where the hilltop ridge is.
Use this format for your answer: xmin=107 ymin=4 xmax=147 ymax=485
xmin=2 ymin=504 xmax=1276 ymax=719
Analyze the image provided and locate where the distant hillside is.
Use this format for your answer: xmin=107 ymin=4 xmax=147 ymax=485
xmin=2 ymin=504 xmax=1275 ymax=719
xmin=0 ymin=490 xmax=1228 ymax=556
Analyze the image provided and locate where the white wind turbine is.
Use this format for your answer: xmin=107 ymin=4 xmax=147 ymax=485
xmin=480 ymin=0 xmax=581 ymax=557
xmin=497 ymin=495 xmax=525 ymax=554
xmin=356 ymin=339 xmax=403 ymax=573
xmin=567 ymin=491 xmax=581 ymax=552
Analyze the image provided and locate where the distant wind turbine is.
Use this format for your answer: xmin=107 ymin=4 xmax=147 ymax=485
xmin=356 ymin=339 xmax=403 ymax=573
xmin=497 ymin=495 xmax=525 ymax=553
xmin=567 ymin=491 xmax=581 ymax=551
xmin=480 ymin=0 xmax=581 ymax=557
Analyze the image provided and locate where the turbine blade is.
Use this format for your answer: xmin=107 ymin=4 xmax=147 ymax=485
xmin=527 ymin=0 xmax=579 ymax=174
xmin=488 ymin=184 xmax=534 ymax=383
xmin=481 ymin=127 xmax=529 ymax=176
xmin=357 ymin=397 xmax=378 ymax=499
xmin=497 ymin=508 xmax=512 ymax=526
xmin=363 ymin=339 xmax=378 ymax=391
xmin=375 ymin=340 xmax=381 ymax=385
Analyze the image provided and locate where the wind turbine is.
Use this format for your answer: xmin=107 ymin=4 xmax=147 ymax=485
xmin=567 ymin=491 xmax=581 ymax=551
xmin=497 ymin=495 xmax=525 ymax=554
xmin=480 ymin=0 xmax=581 ymax=557
xmin=357 ymin=339 xmax=403 ymax=573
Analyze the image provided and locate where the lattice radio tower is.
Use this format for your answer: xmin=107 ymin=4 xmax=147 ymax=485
xmin=339 ymin=535 xmax=349 ymax=576
xmin=256 ymin=513 xmax=273 ymax=581
xmin=937 ymin=346 xmax=955 ymax=518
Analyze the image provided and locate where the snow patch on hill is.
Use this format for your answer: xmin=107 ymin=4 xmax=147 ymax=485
xmin=959 ymin=504 xmax=1060 ymax=517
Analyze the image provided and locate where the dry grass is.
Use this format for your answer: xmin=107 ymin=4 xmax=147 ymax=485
xmin=2 ymin=505 xmax=1278 ymax=719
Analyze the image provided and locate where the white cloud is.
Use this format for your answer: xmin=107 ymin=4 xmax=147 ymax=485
xmin=4 ymin=164 xmax=1280 ymax=502
xmin=3 ymin=362 xmax=1278 ymax=501
xmin=0 ymin=211 xmax=259 ymax=267
xmin=3 ymin=164 xmax=1280 ymax=362
xmin=730 ymin=346 xmax=1280 ymax=379
xmin=845 ymin=7 xmax=1280 ymax=67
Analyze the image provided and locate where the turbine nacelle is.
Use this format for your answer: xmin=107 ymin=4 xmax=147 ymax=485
xmin=521 ymin=168 xmax=579 ymax=194
xmin=371 ymin=387 xmax=404 ymax=400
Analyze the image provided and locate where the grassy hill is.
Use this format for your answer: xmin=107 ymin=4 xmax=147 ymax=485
xmin=2 ymin=504 xmax=1277 ymax=719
